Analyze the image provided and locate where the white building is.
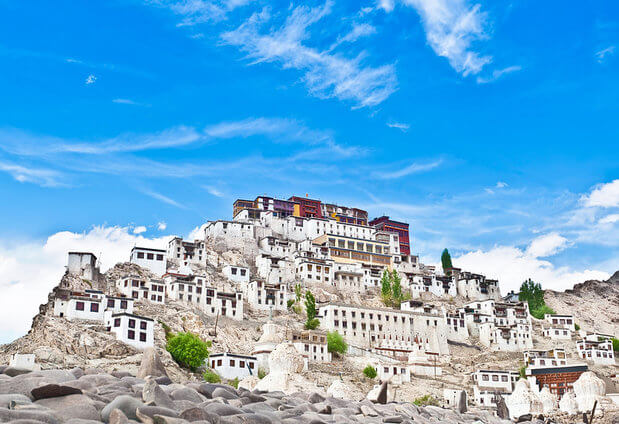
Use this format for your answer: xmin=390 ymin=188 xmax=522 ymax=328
xmin=105 ymin=312 xmax=154 ymax=350
xmin=116 ymin=276 xmax=165 ymax=304
xmin=67 ymin=252 xmax=101 ymax=281
xmin=167 ymin=237 xmax=205 ymax=267
xmin=472 ymin=369 xmax=518 ymax=407
xmin=544 ymin=314 xmax=576 ymax=332
xmin=246 ymin=280 xmax=288 ymax=311
xmin=130 ymin=247 xmax=167 ymax=276
xmin=455 ymin=271 xmax=501 ymax=301
xmin=166 ymin=275 xmax=244 ymax=320
xmin=445 ymin=310 xmax=470 ymax=343
xmin=205 ymin=220 xmax=255 ymax=240
xmin=53 ymin=292 xmax=105 ymax=321
xmin=223 ymin=265 xmax=250 ymax=285
xmin=318 ymin=303 xmax=450 ymax=357
xmin=288 ymin=329 xmax=331 ymax=365
xmin=295 ymin=257 xmax=334 ymax=287
xmin=543 ymin=327 xmax=572 ymax=340
xmin=377 ymin=362 xmax=411 ymax=383
xmin=524 ymin=349 xmax=568 ymax=368
xmin=576 ymin=339 xmax=615 ymax=365
xmin=208 ymin=353 xmax=257 ymax=380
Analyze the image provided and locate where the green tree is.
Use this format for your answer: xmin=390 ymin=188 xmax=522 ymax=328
xmin=363 ymin=365 xmax=377 ymax=379
xmin=381 ymin=270 xmax=392 ymax=298
xmin=391 ymin=270 xmax=402 ymax=303
xmin=166 ymin=332 xmax=211 ymax=371
xmin=611 ymin=337 xmax=619 ymax=352
xmin=518 ymin=279 xmax=555 ymax=318
xmin=441 ymin=249 xmax=453 ymax=274
xmin=327 ymin=331 xmax=348 ymax=355
xmin=294 ymin=283 xmax=302 ymax=302
xmin=304 ymin=290 xmax=320 ymax=330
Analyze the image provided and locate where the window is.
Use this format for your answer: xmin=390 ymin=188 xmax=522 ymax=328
xmin=140 ymin=321 xmax=147 ymax=330
xmin=90 ymin=303 xmax=99 ymax=312
xmin=107 ymin=299 xmax=115 ymax=308
xmin=230 ymin=359 xmax=235 ymax=367
xmin=128 ymin=330 xmax=135 ymax=340
xmin=492 ymin=375 xmax=499 ymax=381
xmin=121 ymin=300 xmax=127 ymax=309
xmin=249 ymin=362 xmax=254 ymax=369
xmin=129 ymin=319 xmax=135 ymax=329
xmin=217 ymin=359 xmax=222 ymax=366
xmin=114 ymin=318 xmax=120 ymax=327
xmin=156 ymin=254 xmax=164 ymax=261
xmin=76 ymin=301 xmax=85 ymax=311
xmin=501 ymin=376 xmax=508 ymax=382
xmin=137 ymin=252 xmax=144 ymax=259
xmin=140 ymin=332 xmax=147 ymax=342
xmin=240 ymin=361 xmax=245 ymax=368
xmin=482 ymin=374 xmax=489 ymax=381
xmin=147 ymin=253 xmax=154 ymax=260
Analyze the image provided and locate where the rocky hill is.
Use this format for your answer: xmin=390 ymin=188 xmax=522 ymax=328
xmin=544 ymin=271 xmax=619 ymax=336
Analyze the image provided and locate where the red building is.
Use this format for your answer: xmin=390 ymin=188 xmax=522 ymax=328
xmin=288 ymin=196 xmax=323 ymax=218
xmin=369 ymin=216 xmax=411 ymax=255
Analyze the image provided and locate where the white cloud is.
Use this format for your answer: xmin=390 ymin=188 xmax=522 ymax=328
xmin=598 ymin=214 xmax=619 ymax=225
xmin=331 ymin=23 xmax=377 ymax=49
xmin=0 ymin=161 xmax=66 ymax=187
xmin=187 ymin=223 xmax=208 ymax=241
xmin=582 ymin=179 xmax=619 ymax=208
xmin=85 ymin=74 xmax=97 ymax=84
xmin=203 ymin=185 xmax=224 ymax=197
xmin=372 ymin=159 xmax=443 ymax=179
xmin=496 ymin=181 xmax=508 ymax=188
xmin=476 ymin=65 xmax=521 ymax=84
xmin=157 ymin=221 xmax=168 ymax=231
xmin=221 ymin=3 xmax=397 ymax=108
xmin=525 ymin=233 xmax=568 ymax=258
xmin=141 ymin=189 xmax=187 ymax=209
xmin=595 ymin=46 xmax=615 ymax=63
xmin=133 ymin=225 xmax=147 ymax=234
xmin=112 ymin=98 xmax=145 ymax=106
xmin=147 ymin=0 xmax=252 ymax=26
xmin=0 ymin=226 xmax=170 ymax=343
xmin=454 ymin=245 xmax=609 ymax=293
xmin=386 ymin=121 xmax=410 ymax=132
xmin=399 ymin=0 xmax=492 ymax=76
xmin=377 ymin=0 xmax=395 ymax=12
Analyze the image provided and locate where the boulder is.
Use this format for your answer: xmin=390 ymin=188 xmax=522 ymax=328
xmin=138 ymin=348 xmax=169 ymax=380
xmin=101 ymin=395 xmax=146 ymax=421
xmin=367 ymin=381 xmax=389 ymax=404
xmin=143 ymin=378 xmax=175 ymax=409
xmin=136 ymin=406 xmax=180 ymax=423
xmin=108 ymin=408 xmax=130 ymax=424
xmin=0 ymin=408 xmax=61 ymax=424
xmin=31 ymin=384 xmax=83 ymax=400
xmin=254 ymin=343 xmax=304 ymax=394
xmin=35 ymin=393 xmax=100 ymax=421
xmin=327 ymin=380 xmax=354 ymax=400
xmin=505 ymin=380 xmax=535 ymax=420
xmin=496 ymin=394 xmax=510 ymax=420
xmin=559 ymin=390 xmax=578 ymax=415
xmin=238 ymin=376 xmax=259 ymax=391
xmin=538 ymin=386 xmax=557 ymax=414
xmin=573 ymin=372 xmax=605 ymax=412
xmin=0 ymin=393 xmax=32 ymax=408
xmin=170 ymin=387 xmax=205 ymax=403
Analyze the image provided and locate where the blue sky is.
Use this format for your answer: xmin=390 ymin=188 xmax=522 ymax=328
xmin=0 ymin=0 xmax=618 ymax=341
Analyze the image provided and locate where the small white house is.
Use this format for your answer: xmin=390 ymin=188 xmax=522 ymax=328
xmin=576 ymin=339 xmax=615 ymax=365
xmin=67 ymin=252 xmax=101 ymax=281
xmin=104 ymin=296 xmax=134 ymax=314
xmin=208 ymin=353 xmax=257 ymax=380
xmin=472 ymin=369 xmax=518 ymax=407
xmin=377 ymin=362 xmax=411 ymax=383
xmin=288 ymin=329 xmax=331 ymax=365
xmin=223 ymin=265 xmax=250 ymax=285
xmin=543 ymin=327 xmax=572 ymax=340
xmin=544 ymin=314 xmax=576 ymax=332
xmin=53 ymin=294 xmax=105 ymax=321
xmin=9 ymin=354 xmax=40 ymax=371
xmin=246 ymin=280 xmax=288 ymax=311
xmin=130 ymin=247 xmax=167 ymax=276
xmin=106 ymin=312 xmax=154 ymax=350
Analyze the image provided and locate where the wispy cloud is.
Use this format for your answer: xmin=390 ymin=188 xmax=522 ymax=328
xmin=595 ymin=45 xmax=615 ymax=63
xmin=372 ymin=158 xmax=443 ymax=179
xmin=141 ymin=189 xmax=187 ymax=209
xmin=203 ymin=185 xmax=225 ymax=197
xmin=386 ymin=121 xmax=410 ymax=132
xmin=330 ymin=22 xmax=377 ymax=50
xmin=0 ymin=126 xmax=203 ymax=156
xmin=147 ymin=0 xmax=253 ymax=26
xmin=476 ymin=65 xmax=521 ymax=84
xmin=133 ymin=225 xmax=147 ymax=234
xmin=85 ymin=74 xmax=97 ymax=84
xmin=581 ymin=179 xmax=619 ymax=208
xmin=383 ymin=0 xmax=491 ymax=76
xmin=0 ymin=161 xmax=66 ymax=187
xmin=112 ymin=98 xmax=148 ymax=106
xmin=157 ymin=221 xmax=168 ymax=231
xmin=221 ymin=3 xmax=397 ymax=108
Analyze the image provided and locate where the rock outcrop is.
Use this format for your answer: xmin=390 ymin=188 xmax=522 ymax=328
xmin=573 ymin=371 xmax=606 ymax=412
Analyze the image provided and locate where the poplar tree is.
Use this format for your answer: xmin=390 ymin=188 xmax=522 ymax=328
xmin=441 ymin=249 xmax=453 ymax=274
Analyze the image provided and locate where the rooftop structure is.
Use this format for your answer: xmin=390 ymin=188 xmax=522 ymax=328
xmin=369 ymin=216 xmax=411 ymax=255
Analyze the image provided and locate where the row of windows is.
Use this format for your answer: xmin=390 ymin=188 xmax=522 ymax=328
xmin=75 ymin=301 xmax=99 ymax=312
xmin=211 ymin=358 xmax=255 ymax=369
xmin=136 ymin=252 xmax=164 ymax=261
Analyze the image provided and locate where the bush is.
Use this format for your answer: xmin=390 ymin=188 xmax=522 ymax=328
xmin=575 ymin=323 xmax=580 ymax=331
xmin=229 ymin=377 xmax=239 ymax=389
xmin=612 ymin=338 xmax=619 ymax=352
xmin=519 ymin=365 xmax=527 ymax=379
xmin=327 ymin=331 xmax=348 ymax=356
xmin=363 ymin=365 xmax=377 ymax=379
xmin=530 ymin=304 xmax=556 ymax=320
xmin=413 ymin=395 xmax=439 ymax=407
xmin=258 ymin=368 xmax=267 ymax=379
xmin=304 ymin=291 xmax=320 ymax=330
xmin=203 ymin=369 xmax=221 ymax=383
xmin=287 ymin=299 xmax=295 ymax=309
xmin=305 ymin=318 xmax=320 ymax=330
xmin=166 ymin=332 xmax=211 ymax=371
xmin=158 ymin=320 xmax=173 ymax=341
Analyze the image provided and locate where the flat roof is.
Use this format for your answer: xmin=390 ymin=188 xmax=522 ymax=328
xmin=111 ymin=312 xmax=154 ymax=322
xmin=210 ymin=352 xmax=257 ymax=360
xmin=132 ymin=246 xmax=166 ymax=253
xmin=320 ymin=302 xmax=440 ymax=318
xmin=68 ymin=251 xmax=97 ymax=258
xmin=530 ymin=365 xmax=588 ymax=375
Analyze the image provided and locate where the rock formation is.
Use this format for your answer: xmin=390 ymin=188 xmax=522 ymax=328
xmin=573 ymin=371 xmax=606 ymax=412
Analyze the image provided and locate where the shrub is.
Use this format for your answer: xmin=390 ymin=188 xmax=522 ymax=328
xmin=158 ymin=320 xmax=173 ymax=341
xmin=287 ymin=299 xmax=295 ymax=309
xmin=166 ymin=332 xmax=211 ymax=371
xmin=612 ymin=338 xmax=619 ymax=352
xmin=575 ymin=323 xmax=580 ymax=331
xmin=229 ymin=377 xmax=239 ymax=389
xmin=413 ymin=394 xmax=439 ymax=407
xmin=530 ymin=304 xmax=556 ymax=320
xmin=203 ymin=369 xmax=221 ymax=383
xmin=363 ymin=365 xmax=377 ymax=379
xmin=327 ymin=331 xmax=348 ymax=356
xmin=258 ymin=368 xmax=267 ymax=379
xmin=519 ymin=365 xmax=527 ymax=379
xmin=304 ymin=291 xmax=320 ymax=330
